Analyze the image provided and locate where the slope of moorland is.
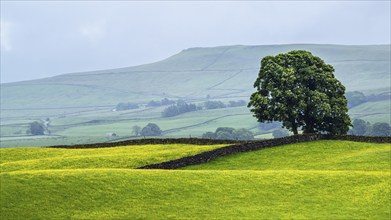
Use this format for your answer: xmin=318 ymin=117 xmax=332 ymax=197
xmin=1 ymin=140 xmax=390 ymax=219
xmin=2 ymin=44 xmax=390 ymax=109
xmin=1 ymin=44 xmax=390 ymax=147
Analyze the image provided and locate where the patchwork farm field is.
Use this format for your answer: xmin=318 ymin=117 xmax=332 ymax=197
xmin=1 ymin=140 xmax=390 ymax=219
xmin=1 ymin=44 xmax=390 ymax=148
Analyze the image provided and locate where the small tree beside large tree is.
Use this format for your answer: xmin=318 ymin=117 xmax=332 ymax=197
xmin=248 ymin=50 xmax=351 ymax=135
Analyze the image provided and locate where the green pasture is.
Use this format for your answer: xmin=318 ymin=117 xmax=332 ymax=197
xmin=1 ymin=169 xmax=389 ymax=220
xmin=0 ymin=144 xmax=226 ymax=172
xmin=1 ymin=99 xmax=390 ymax=148
xmin=183 ymin=140 xmax=391 ymax=171
xmin=1 ymin=44 xmax=390 ymax=147
xmin=1 ymin=140 xmax=390 ymax=219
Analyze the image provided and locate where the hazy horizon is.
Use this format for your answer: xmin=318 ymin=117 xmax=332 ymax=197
xmin=1 ymin=1 xmax=390 ymax=83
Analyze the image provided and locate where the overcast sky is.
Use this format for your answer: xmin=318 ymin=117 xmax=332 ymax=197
xmin=1 ymin=1 xmax=390 ymax=83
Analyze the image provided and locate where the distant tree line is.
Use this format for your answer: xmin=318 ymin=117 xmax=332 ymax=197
xmin=115 ymin=102 xmax=139 ymax=111
xmin=348 ymin=119 xmax=391 ymax=137
xmin=161 ymin=100 xmax=247 ymax=117
xmin=202 ymin=100 xmax=247 ymax=109
xmin=147 ymin=98 xmax=176 ymax=107
xmin=263 ymin=119 xmax=391 ymax=137
xmin=144 ymin=92 xmax=386 ymax=112
xmin=203 ymin=101 xmax=226 ymax=109
xmin=202 ymin=127 xmax=254 ymax=140
xmin=258 ymin=119 xmax=391 ymax=138
xmin=162 ymin=100 xmax=197 ymax=117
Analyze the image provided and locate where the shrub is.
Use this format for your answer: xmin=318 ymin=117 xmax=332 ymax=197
xmin=202 ymin=127 xmax=254 ymax=140
xmin=349 ymin=119 xmax=370 ymax=136
xmin=369 ymin=123 xmax=391 ymax=137
xmin=115 ymin=102 xmax=139 ymax=111
xmin=26 ymin=121 xmax=45 ymax=135
xmin=140 ymin=123 xmax=162 ymax=136
xmin=132 ymin=125 xmax=142 ymax=136
xmin=204 ymin=101 xmax=226 ymax=109
xmin=162 ymin=101 xmax=197 ymax=117
xmin=201 ymin=132 xmax=217 ymax=139
xmin=147 ymin=98 xmax=176 ymax=107
xmin=233 ymin=128 xmax=254 ymax=140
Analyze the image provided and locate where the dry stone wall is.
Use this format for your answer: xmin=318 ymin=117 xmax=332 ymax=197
xmin=138 ymin=134 xmax=390 ymax=169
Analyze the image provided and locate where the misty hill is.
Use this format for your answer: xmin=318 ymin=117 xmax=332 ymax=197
xmin=2 ymin=44 xmax=390 ymax=109
xmin=1 ymin=44 xmax=390 ymax=147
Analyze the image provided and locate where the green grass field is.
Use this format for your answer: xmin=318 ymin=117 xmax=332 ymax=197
xmin=2 ymin=169 xmax=389 ymax=219
xmin=1 ymin=97 xmax=389 ymax=148
xmin=183 ymin=140 xmax=391 ymax=171
xmin=0 ymin=144 xmax=226 ymax=172
xmin=1 ymin=140 xmax=390 ymax=219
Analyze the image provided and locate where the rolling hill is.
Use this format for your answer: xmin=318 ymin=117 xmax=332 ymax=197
xmin=1 ymin=44 xmax=390 ymax=147
xmin=2 ymin=44 xmax=390 ymax=109
xmin=1 ymin=140 xmax=390 ymax=219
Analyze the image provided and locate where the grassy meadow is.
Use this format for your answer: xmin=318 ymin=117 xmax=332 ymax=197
xmin=1 ymin=140 xmax=390 ymax=219
xmin=0 ymin=144 xmax=226 ymax=172
xmin=183 ymin=140 xmax=391 ymax=171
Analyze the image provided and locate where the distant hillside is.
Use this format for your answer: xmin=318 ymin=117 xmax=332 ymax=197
xmin=2 ymin=44 xmax=390 ymax=109
xmin=1 ymin=44 xmax=390 ymax=147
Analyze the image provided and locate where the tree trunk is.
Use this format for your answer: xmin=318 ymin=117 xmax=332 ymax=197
xmin=292 ymin=122 xmax=298 ymax=135
xmin=304 ymin=118 xmax=315 ymax=134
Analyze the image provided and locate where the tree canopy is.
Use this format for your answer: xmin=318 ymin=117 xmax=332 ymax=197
xmin=248 ymin=50 xmax=351 ymax=135
xmin=131 ymin=125 xmax=142 ymax=136
xmin=115 ymin=102 xmax=139 ymax=111
xmin=27 ymin=121 xmax=45 ymax=135
xmin=140 ymin=123 xmax=162 ymax=136
xmin=201 ymin=127 xmax=254 ymax=140
xmin=370 ymin=122 xmax=391 ymax=137
xmin=349 ymin=119 xmax=369 ymax=136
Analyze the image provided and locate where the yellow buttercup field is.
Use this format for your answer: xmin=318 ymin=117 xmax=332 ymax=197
xmin=1 ymin=140 xmax=390 ymax=219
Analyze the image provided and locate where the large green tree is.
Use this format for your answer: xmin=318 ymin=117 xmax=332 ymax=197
xmin=248 ymin=50 xmax=351 ymax=135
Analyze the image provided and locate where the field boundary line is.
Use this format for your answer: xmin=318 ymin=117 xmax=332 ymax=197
xmin=137 ymin=135 xmax=391 ymax=170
